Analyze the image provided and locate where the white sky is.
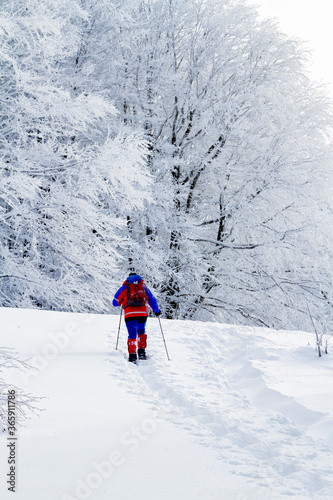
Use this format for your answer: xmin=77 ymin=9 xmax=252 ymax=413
xmin=255 ymin=0 xmax=333 ymax=99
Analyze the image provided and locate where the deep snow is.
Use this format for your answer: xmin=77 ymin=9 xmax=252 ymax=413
xmin=0 ymin=307 xmax=333 ymax=499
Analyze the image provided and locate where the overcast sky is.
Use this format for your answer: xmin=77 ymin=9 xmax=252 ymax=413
xmin=255 ymin=0 xmax=333 ymax=99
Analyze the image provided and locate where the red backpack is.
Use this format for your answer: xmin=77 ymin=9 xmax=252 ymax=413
xmin=126 ymin=280 xmax=146 ymax=307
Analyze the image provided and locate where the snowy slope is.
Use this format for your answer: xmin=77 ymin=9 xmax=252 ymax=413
xmin=0 ymin=307 xmax=333 ymax=500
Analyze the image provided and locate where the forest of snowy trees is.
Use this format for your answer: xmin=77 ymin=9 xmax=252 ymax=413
xmin=1 ymin=0 xmax=332 ymax=332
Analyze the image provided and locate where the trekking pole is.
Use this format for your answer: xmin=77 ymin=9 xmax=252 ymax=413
xmin=158 ymin=316 xmax=170 ymax=361
xmin=115 ymin=308 xmax=123 ymax=350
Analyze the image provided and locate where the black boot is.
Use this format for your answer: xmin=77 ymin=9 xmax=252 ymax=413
xmin=128 ymin=353 xmax=137 ymax=363
xmin=138 ymin=348 xmax=146 ymax=360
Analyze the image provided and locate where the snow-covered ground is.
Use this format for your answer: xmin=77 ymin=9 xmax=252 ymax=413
xmin=0 ymin=307 xmax=332 ymax=500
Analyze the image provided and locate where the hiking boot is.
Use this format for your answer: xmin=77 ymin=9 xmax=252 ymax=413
xmin=128 ymin=353 xmax=137 ymax=363
xmin=138 ymin=348 xmax=147 ymax=360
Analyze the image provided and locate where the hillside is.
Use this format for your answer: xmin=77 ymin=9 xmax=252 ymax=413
xmin=0 ymin=307 xmax=333 ymax=499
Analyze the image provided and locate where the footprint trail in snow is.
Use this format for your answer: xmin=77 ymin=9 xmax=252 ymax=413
xmin=110 ymin=319 xmax=333 ymax=499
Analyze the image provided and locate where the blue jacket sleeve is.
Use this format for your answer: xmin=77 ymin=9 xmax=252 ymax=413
xmin=146 ymin=287 xmax=159 ymax=313
xmin=113 ymin=286 xmax=126 ymax=307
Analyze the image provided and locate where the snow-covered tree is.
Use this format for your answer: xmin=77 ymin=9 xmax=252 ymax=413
xmin=1 ymin=0 xmax=332 ymax=331
xmin=92 ymin=0 xmax=333 ymax=328
xmin=0 ymin=0 xmax=151 ymax=311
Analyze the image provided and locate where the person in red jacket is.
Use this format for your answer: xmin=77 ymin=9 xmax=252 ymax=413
xmin=113 ymin=273 xmax=161 ymax=362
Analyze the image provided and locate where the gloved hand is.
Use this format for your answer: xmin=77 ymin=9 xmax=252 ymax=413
xmin=155 ymin=311 xmax=162 ymax=317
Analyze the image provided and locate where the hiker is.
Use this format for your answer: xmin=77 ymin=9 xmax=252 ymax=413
xmin=113 ymin=273 xmax=161 ymax=362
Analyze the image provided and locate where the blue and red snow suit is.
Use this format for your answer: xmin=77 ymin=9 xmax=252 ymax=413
xmin=113 ymin=274 xmax=160 ymax=354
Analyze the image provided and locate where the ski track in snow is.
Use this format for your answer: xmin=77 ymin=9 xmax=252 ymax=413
xmin=110 ymin=320 xmax=333 ymax=499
